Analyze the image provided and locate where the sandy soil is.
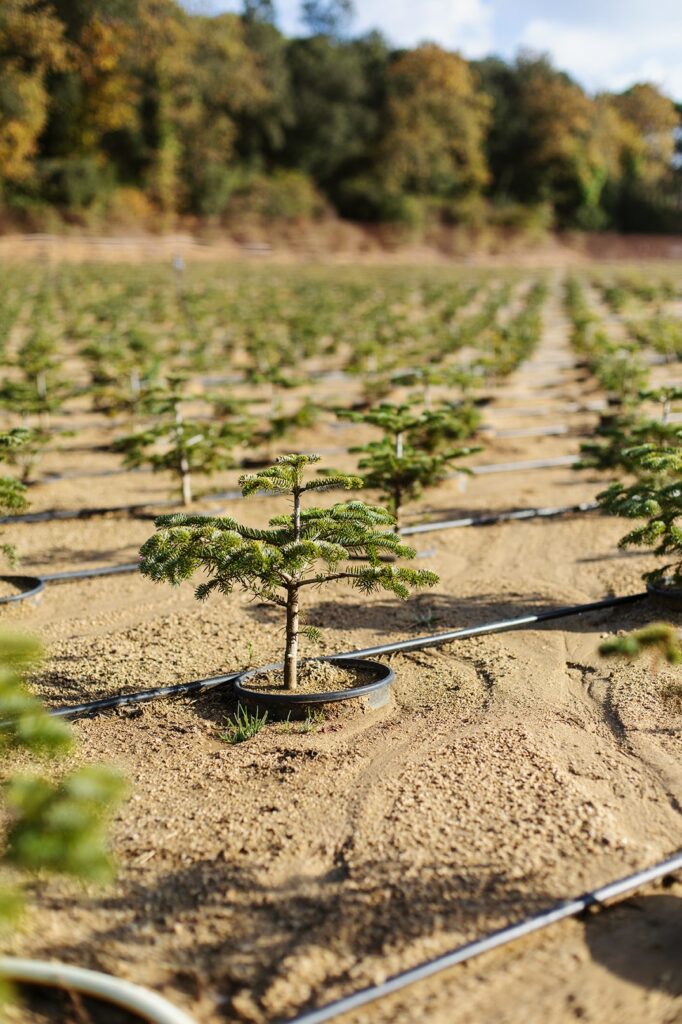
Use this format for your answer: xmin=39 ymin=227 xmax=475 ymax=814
xmin=0 ymin=276 xmax=681 ymax=1024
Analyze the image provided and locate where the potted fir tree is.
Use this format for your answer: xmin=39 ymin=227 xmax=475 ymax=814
xmin=139 ymin=454 xmax=438 ymax=708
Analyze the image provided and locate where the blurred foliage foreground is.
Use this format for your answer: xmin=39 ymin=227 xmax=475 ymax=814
xmin=0 ymin=630 xmax=124 ymax=994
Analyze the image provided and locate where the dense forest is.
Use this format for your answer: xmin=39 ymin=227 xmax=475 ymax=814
xmin=1 ymin=0 xmax=681 ymax=234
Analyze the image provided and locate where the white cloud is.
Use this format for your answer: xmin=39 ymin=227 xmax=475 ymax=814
xmin=352 ymin=0 xmax=494 ymax=56
xmin=194 ymin=0 xmax=682 ymax=98
xmin=518 ymin=17 xmax=682 ymax=98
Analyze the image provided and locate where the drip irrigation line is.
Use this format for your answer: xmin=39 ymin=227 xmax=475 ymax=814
xmin=343 ymin=592 xmax=645 ymax=660
xmin=401 ymin=501 xmax=599 ymax=536
xmin=0 ymin=500 xmax=175 ymax=525
xmin=46 ymin=590 xmax=646 ymax=721
xmin=470 ymin=455 xmax=578 ymax=475
xmin=1 ymin=456 xmax=584 ymax=526
xmin=43 ymin=562 xmax=140 ymax=583
xmin=483 ymin=425 xmax=574 ymax=439
xmin=35 ymin=465 xmax=151 ymax=484
xmin=0 ymin=576 xmax=45 ymax=605
xmin=284 ymin=849 xmax=682 ymax=1024
xmin=48 ymin=670 xmax=239 ymax=719
xmin=0 ymin=499 xmax=601 ymax=605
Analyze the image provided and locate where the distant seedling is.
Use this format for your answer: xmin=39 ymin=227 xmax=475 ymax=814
xmin=114 ymin=379 xmax=246 ymax=506
xmin=600 ymin=623 xmax=682 ymax=665
xmin=338 ymin=402 xmax=480 ymax=529
xmin=0 ymin=430 xmax=31 ymax=565
xmin=597 ymin=444 xmax=682 ymax=590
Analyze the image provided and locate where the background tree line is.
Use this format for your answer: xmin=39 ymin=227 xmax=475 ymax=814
xmin=1 ymin=0 xmax=681 ymax=233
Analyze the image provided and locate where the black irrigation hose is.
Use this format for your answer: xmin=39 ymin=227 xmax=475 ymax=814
xmin=0 ymin=564 xmax=142 ymax=606
xmin=46 ymin=591 xmax=647 ymax=721
xmin=35 ymin=466 xmax=152 ymax=484
xmin=0 ymin=576 xmax=45 ymax=606
xmin=0 ymin=500 xmax=601 ymax=605
xmin=400 ymin=501 xmax=599 ymax=536
xmin=43 ymin=563 xmax=140 ymax=583
xmin=470 ymin=455 xmax=578 ymax=475
xmin=0 ymin=458 xmax=583 ymax=526
xmin=0 ymin=500 xmax=175 ymax=525
xmin=284 ymin=848 xmax=682 ymax=1024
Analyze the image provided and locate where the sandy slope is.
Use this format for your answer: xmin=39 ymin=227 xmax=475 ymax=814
xmin=1 ymin=279 xmax=681 ymax=1024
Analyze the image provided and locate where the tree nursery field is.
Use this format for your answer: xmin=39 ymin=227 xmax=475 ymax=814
xmin=0 ymin=260 xmax=681 ymax=1024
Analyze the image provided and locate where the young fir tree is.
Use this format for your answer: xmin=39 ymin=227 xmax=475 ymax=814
xmin=3 ymin=426 xmax=51 ymax=485
xmin=0 ymin=378 xmax=64 ymax=422
xmin=597 ymin=444 xmax=682 ymax=584
xmin=257 ymin=398 xmax=321 ymax=459
xmin=579 ymin=384 xmax=682 ymax=474
xmin=81 ymin=331 xmax=161 ymax=417
xmin=579 ymin=420 xmax=682 ymax=475
xmin=0 ymin=429 xmax=30 ymax=565
xmin=338 ymin=402 xmax=480 ymax=529
xmin=0 ymin=632 xmax=124 ymax=945
xmin=113 ymin=380 xmax=246 ymax=506
xmin=639 ymin=385 xmax=682 ymax=425
xmin=388 ymin=364 xmax=481 ymax=410
xmin=139 ymin=454 xmax=438 ymax=690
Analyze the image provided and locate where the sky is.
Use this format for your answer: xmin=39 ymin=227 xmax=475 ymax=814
xmin=194 ymin=0 xmax=682 ymax=100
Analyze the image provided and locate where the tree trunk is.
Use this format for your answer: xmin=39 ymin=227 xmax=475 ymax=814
xmin=181 ymin=465 xmax=192 ymax=506
xmin=175 ymin=406 xmax=192 ymax=506
xmin=393 ymin=487 xmax=402 ymax=533
xmin=284 ymin=587 xmax=300 ymax=690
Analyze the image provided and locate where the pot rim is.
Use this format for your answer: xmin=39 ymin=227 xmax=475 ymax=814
xmin=234 ymin=656 xmax=394 ymax=706
xmin=646 ymin=575 xmax=682 ymax=592
xmin=0 ymin=575 xmax=45 ymax=606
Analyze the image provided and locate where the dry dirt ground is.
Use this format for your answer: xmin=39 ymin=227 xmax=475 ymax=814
xmin=1 ymin=277 xmax=681 ymax=1024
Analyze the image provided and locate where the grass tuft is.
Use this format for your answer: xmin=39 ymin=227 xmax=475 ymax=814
xmin=222 ymin=703 xmax=268 ymax=744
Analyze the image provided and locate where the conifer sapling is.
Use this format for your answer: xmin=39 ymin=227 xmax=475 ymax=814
xmin=139 ymin=454 xmax=438 ymax=690
xmin=114 ymin=378 xmax=246 ymax=506
xmin=579 ymin=385 xmax=682 ymax=474
xmin=597 ymin=444 xmax=682 ymax=585
xmin=338 ymin=402 xmax=480 ymax=529
xmin=0 ymin=429 xmax=31 ymax=565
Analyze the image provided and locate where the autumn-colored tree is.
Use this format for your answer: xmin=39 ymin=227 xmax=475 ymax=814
xmin=0 ymin=0 xmax=67 ymax=183
xmin=0 ymin=1 xmax=680 ymax=231
xmin=611 ymin=83 xmax=679 ymax=185
xmin=380 ymin=45 xmax=490 ymax=202
xmin=184 ymin=14 xmax=268 ymax=215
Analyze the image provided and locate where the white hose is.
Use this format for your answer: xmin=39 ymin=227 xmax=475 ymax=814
xmin=0 ymin=959 xmax=196 ymax=1024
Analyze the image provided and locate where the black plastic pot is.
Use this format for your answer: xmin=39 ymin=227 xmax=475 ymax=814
xmin=234 ymin=656 xmax=394 ymax=710
xmin=0 ymin=575 xmax=45 ymax=606
xmin=646 ymin=577 xmax=682 ymax=610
